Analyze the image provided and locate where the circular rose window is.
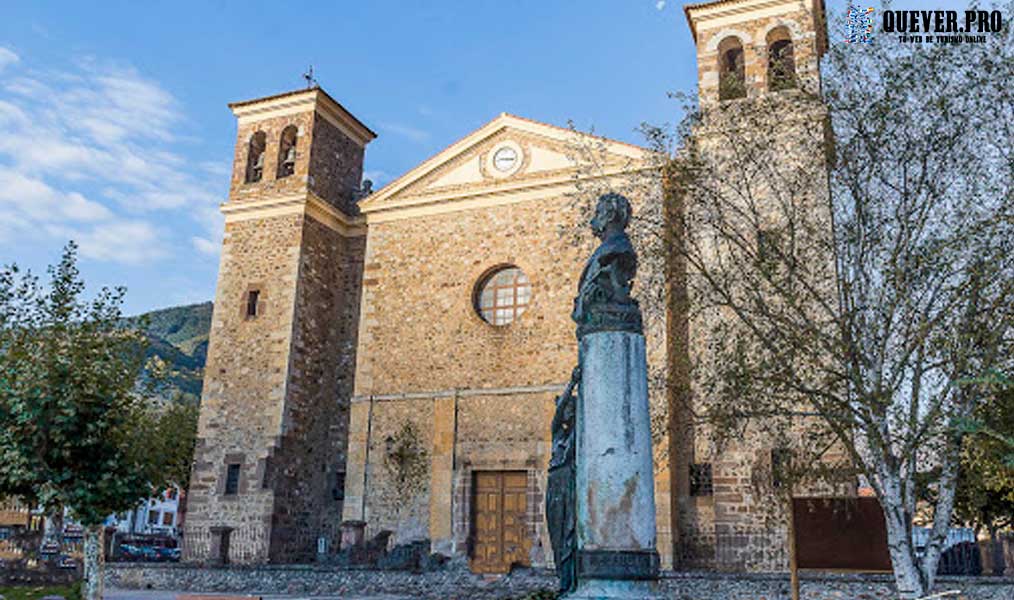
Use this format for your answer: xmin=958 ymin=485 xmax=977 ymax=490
xmin=475 ymin=266 xmax=531 ymax=326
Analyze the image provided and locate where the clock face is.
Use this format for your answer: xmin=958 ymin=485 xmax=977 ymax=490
xmin=492 ymin=147 xmax=519 ymax=172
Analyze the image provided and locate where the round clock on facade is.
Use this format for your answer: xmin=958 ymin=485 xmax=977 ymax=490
xmin=493 ymin=146 xmax=518 ymax=172
xmin=486 ymin=141 xmax=524 ymax=178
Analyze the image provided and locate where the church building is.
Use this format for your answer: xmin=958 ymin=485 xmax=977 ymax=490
xmin=184 ymin=0 xmax=835 ymax=573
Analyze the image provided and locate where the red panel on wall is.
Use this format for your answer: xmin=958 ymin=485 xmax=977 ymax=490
xmin=792 ymin=497 xmax=892 ymax=572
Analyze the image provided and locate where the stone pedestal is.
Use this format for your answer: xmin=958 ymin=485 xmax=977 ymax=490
xmin=572 ymin=331 xmax=658 ymax=599
xmin=340 ymin=520 xmax=366 ymax=550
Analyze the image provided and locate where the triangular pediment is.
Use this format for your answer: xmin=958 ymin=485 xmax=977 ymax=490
xmin=359 ymin=114 xmax=649 ymax=220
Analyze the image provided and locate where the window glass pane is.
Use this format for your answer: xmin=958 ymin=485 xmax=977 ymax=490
xmin=475 ymin=266 xmax=531 ymax=326
xmin=225 ymin=463 xmax=241 ymax=495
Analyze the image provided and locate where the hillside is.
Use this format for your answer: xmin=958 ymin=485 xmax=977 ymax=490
xmin=126 ymin=302 xmax=213 ymax=403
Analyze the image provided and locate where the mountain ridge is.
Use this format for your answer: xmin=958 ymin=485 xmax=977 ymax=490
xmin=126 ymin=301 xmax=212 ymax=403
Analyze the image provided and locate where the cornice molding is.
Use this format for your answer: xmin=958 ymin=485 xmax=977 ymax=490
xmin=360 ymin=113 xmax=649 ymax=210
xmin=230 ymin=88 xmax=376 ymax=148
xmin=362 ymin=166 xmax=656 ymax=225
xmin=685 ymin=0 xmax=811 ymax=42
xmin=220 ymin=192 xmax=366 ymax=237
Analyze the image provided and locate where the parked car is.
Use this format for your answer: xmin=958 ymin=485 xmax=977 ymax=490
xmin=156 ymin=546 xmax=180 ymax=561
xmin=57 ymin=554 xmax=78 ymax=569
xmin=118 ymin=544 xmax=143 ymax=560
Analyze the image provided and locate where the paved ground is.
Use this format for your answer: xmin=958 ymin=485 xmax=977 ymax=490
xmin=106 ymin=590 xmax=412 ymax=600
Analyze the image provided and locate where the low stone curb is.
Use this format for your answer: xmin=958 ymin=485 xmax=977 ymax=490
xmin=105 ymin=563 xmax=1014 ymax=600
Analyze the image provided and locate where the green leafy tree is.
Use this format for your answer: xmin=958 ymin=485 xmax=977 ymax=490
xmin=953 ymin=382 xmax=1014 ymax=574
xmin=151 ymin=397 xmax=199 ymax=492
xmin=0 ymin=243 xmax=162 ymax=600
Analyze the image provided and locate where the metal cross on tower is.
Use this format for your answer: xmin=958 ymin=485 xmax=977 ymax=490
xmin=303 ymin=66 xmax=318 ymax=89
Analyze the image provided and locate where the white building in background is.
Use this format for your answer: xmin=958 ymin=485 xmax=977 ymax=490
xmin=106 ymin=486 xmax=183 ymax=537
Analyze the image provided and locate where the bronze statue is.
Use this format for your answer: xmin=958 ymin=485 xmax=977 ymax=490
xmin=548 ymin=193 xmax=644 ymax=593
xmin=572 ymin=192 xmax=642 ymax=340
xmin=547 ymin=365 xmax=580 ymax=593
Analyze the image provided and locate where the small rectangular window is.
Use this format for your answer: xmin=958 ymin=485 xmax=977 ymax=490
xmin=246 ymin=290 xmax=260 ymax=318
xmin=333 ymin=472 xmax=346 ymax=502
xmin=162 ymin=512 xmax=175 ymax=526
xmin=224 ymin=463 xmax=241 ymax=495
xmin=148 ymin=510 xmax=160 ymax=525
xmin=689 ymin=463 xmax=713 ymax=497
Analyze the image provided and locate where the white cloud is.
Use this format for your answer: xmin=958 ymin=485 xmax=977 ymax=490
xmin=380 ymin=122 xmax=430 ymax=143
xmin=191 ymin=236 xmax=218 ymax=256
xmin=0 ymin=52 xmax=224 ymax=265
xmin=0 ymin=47 xmax=19 ymax=72
xmin=0 ymin=169 xmax=111 ymax=222
xmin=200 ymin=160 xmax=231 ymax=177
xmin=362 ymin=169 xmax=389 ymax=187
xmin=45 ymin=221 xmax=167 ymax=264
xmin=655 ymin=1 xmax=666 ymax=10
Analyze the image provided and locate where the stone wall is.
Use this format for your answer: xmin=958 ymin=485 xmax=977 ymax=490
xmin=229 ymin=112 xmax=315 ymax=203
xmin=105 ymin=564 xmax=1014 ymax=600
xmin=308 ymin=113 xmax=365 ymax=215
xmin=266 ymin=216 xmax=365 ymax=561
xmin=352 ymin=193 xmax=592 ymax=397
xmin=185 ymin=213 xmax=304 ymax=563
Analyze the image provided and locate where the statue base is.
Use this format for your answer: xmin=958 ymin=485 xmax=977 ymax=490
xmin=569 ymin=331 xmax=659 ymax=599
xmin=566 ymin=579 xmax=658 ymax=599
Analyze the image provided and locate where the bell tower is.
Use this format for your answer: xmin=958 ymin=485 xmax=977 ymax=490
xmin=184 ymin=88 xmax=375 ymax=564
xmin=672 ymin=0 xmax=833 ymax=571
xmin=685 ymin=0 xmax=827 ymax=105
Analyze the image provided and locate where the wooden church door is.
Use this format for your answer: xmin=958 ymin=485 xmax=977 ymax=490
xmin=470 ymin=470 xmax=531 ymax=573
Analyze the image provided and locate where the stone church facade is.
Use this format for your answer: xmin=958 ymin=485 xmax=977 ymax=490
xmin=184 ymin=0 xmax=839 ymax=573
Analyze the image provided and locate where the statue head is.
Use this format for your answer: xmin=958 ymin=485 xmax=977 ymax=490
xmin=590 ymin=192 xmax=632 ymax=240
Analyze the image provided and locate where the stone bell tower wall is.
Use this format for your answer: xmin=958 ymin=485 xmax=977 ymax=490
xmin=184 ymin=88 xmax=373 ymax=564
xmin=673 ymin=0 xmax=839 ymax=572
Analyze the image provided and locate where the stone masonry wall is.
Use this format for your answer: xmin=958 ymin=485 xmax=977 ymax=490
xmin=106 ymin=563 xmax=1014 ymax=600
xmin=361 ymin=398 xmax=435 ymax=546
xmin=229 ymin=112 xmax=315 ymax=203
xmin=352 ymin=194 xmax=593 ymax=397
xmin=308 ymin=113 xmax=366 ymax=215
xmin=185 ymin=213 xmax=304 ymax=563
xmin=267 ymin=216 xmax=365 ymax=562
xmin=346 ymin=181 xmax=674 ymax=568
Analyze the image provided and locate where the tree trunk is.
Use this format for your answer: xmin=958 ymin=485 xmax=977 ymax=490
xmin=989 ymin=526 xmax=1005 ymax=576
xmin=42 ymin=509 xmax=64 ymax=548
xmin=883 ymin=506 xmax=928 ymax=600
xmin=83 ymin=524 xmax=105 ymax=600
xmin=879 ymin=470 xmax=930 ymax=600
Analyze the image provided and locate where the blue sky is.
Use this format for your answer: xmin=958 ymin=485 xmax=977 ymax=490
xmin=0 ymin=0 xmax=934 ymax=314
